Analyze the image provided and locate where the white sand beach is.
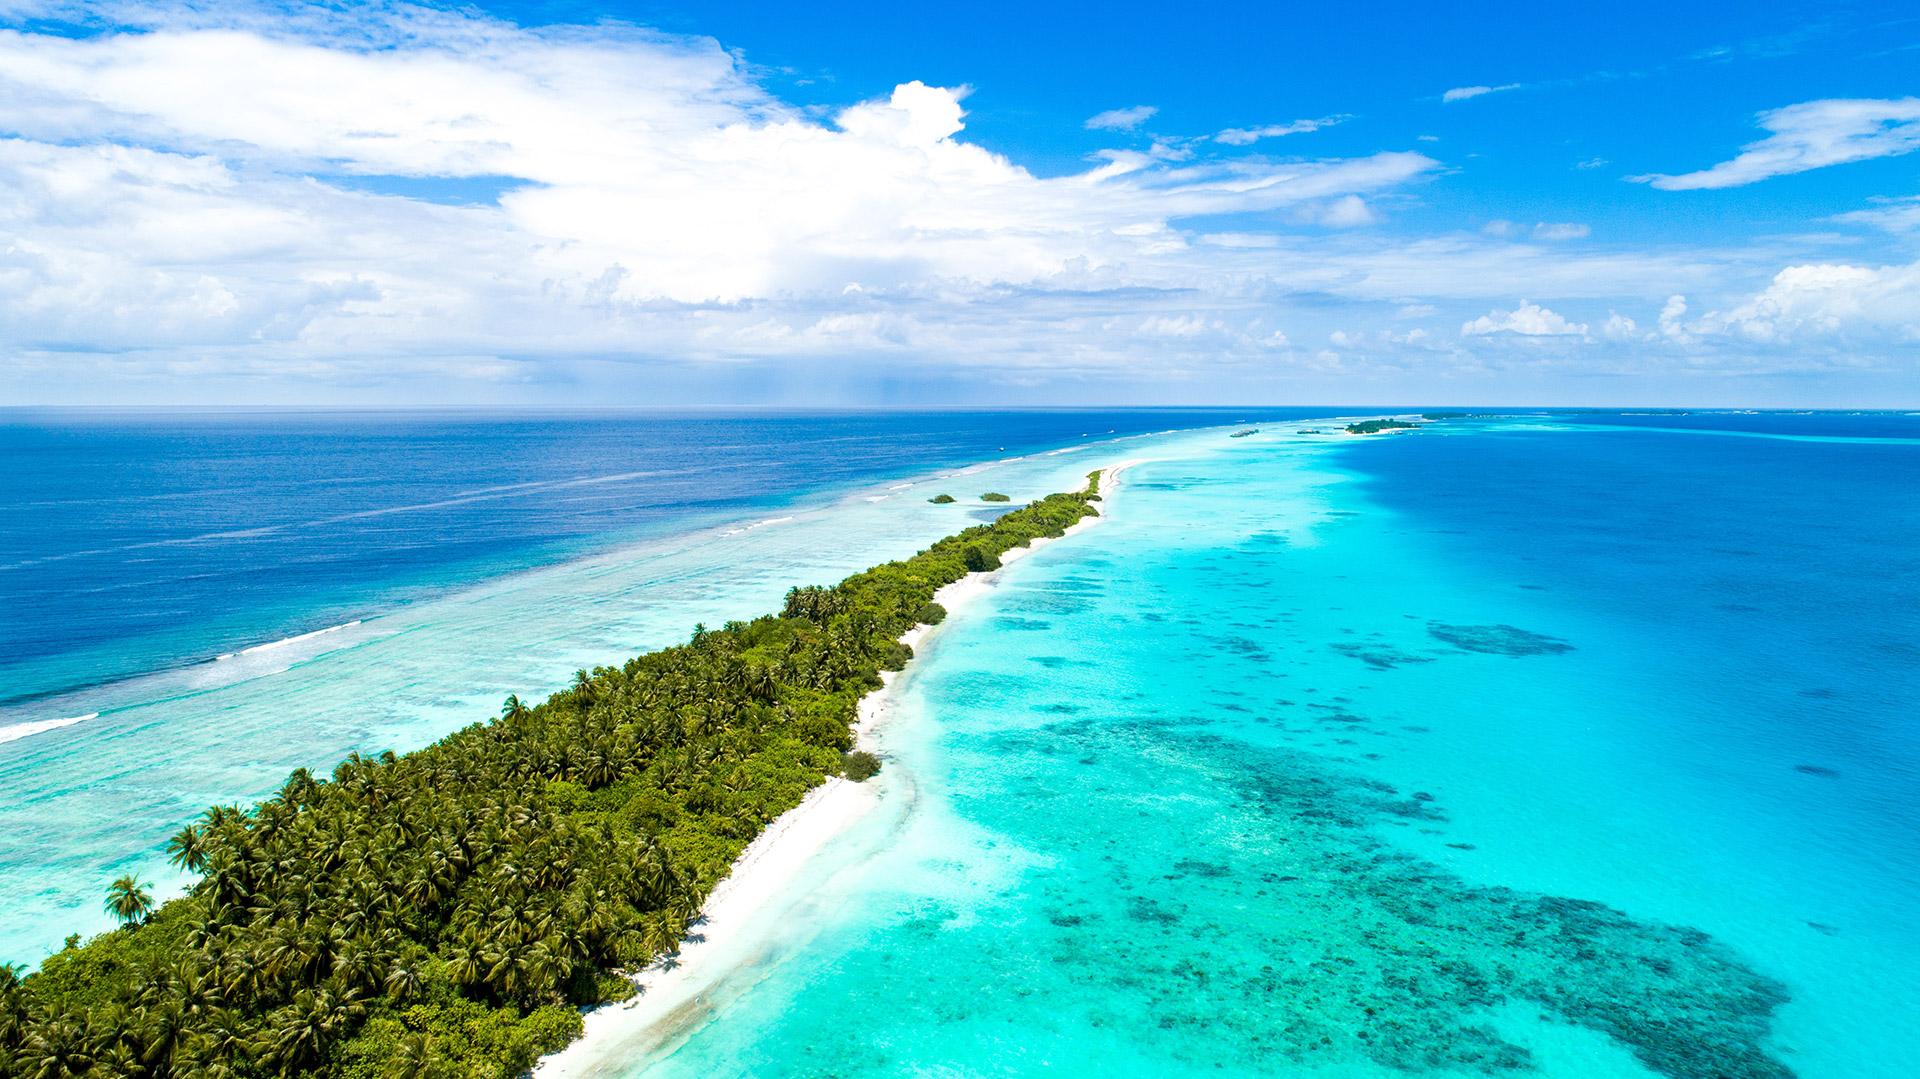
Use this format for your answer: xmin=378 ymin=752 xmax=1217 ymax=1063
xmin=535 ymin=461 xmax=1140 ymax=1078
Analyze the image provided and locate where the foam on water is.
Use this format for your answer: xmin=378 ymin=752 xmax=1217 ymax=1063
xmin=214 ymin=618 xmax=365 ymax=661
xmin=0 ymin=713 xmax=98 ymax=746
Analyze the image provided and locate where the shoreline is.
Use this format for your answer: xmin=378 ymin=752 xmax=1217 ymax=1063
xmin=535 ymin=461 xmax=1141 ymax=1078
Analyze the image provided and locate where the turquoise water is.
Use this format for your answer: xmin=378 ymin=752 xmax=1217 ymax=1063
xmin=2 ymin=418 xmax=1242 ymax=964
xmin=626 ymin=419 xmax=1920 ymax=1078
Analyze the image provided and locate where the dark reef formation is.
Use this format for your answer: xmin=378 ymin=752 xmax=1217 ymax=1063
xmin=959 ymin=715 xmax=1794 ymax=1078
xmin=1428 ymin=623 xmax=1576 ymax=657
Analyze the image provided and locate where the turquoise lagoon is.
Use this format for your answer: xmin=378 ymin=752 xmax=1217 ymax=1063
xmin=0 ymin=425 xmax=1183 ymax=964
xmin=620 ymin=418 xmax=1920 ymax=1078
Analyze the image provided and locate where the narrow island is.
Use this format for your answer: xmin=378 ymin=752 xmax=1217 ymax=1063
xmin=1229 ymin=428 xmax=1258 ymax=438
xmin=0 ymin=474 xmax=1109 ymax=1078
xmin=979 ymin=492 xmax=1010 ymax=502
xmin=1344 ymin=419 xmax=1422 ymax=435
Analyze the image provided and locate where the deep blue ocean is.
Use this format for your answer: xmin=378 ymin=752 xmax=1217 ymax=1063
xmin=0 ymin=408 xmax=1279 ymax=711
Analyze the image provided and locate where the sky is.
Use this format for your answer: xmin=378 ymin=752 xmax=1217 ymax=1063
xmin=0 ymin=1 xmax=1916 ymax=407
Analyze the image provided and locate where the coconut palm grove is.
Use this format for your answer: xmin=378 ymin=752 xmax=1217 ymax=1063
xmin=0 ymin=479 xmax=1105 ymax=1076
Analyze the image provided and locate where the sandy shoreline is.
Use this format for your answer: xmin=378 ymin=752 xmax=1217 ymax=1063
xmin=535 ymin=461 xmax=1139 ymax=1078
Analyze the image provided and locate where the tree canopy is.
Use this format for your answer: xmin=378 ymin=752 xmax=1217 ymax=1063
xmin=0 ymin=473 xmax=1104 ymax=1078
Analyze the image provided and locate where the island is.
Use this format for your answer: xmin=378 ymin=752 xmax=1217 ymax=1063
xmin=928 ymin=493 xmax=956 ymax=504
xmin=1229 ymin=428 xmax=1259 ymax=438
xmin=0 ymin=476 xmax=1108 ymax=1078
xmin=1345 ymin=419 xmax=1422 ymax=435
xmin=980 ymin=492 xmax=1011 ymax=502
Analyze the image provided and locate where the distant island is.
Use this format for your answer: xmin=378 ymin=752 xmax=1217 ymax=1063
xmin=980 ymin=492 xmax=1011 ymax=502
xmin=1230 ymin=428 xmax=1259 ymax=438
xmin=2 ymin=477 xmax=1108 ymax=1077
xmin=1345 ymin=419 xmax=1422 ymax=435
xmin=928 ymin=493 xmax=956 ymax=504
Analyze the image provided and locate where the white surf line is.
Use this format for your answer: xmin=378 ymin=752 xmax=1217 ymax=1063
xmin=0 ymin=712 xmax=101 ymax=746
xmin=216 ymin=619 xmax=365 ymax=661
xmin=534 ymin=461 xmax=1141 ymax=1078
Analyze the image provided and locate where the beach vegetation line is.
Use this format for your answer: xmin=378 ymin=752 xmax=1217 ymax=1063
xmin=0 ymin=474 xmax=1105 ymax=1078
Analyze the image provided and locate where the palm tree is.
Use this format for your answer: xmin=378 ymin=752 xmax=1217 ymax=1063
xmin=21 ymin=1010 xmax=95 ymax=1078
xmin=383 ymin=961 xmax=425 ymax=1002
xmin=167 ymin=824 xmax=208 ymax=874
xmin=257 ymin=987 xmax=356 ymax=1074
xmin=392 ymin=1032 xmax=437 ymax=1078
xmin=105 ymin=875 xmax=154 ymax=927
xmin=500 ymin=694 xmax=530 ymax=721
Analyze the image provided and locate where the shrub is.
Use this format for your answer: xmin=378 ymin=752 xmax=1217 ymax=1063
xmin=962 ymin=544 xmax=998 ymax=573
xmin=842 ymin=750 xmax=882 ymax=782
xmin=928 ymin=493 xmax=956 ymax=504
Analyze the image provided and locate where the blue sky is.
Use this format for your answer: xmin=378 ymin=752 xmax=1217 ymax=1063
xmin=1 ymin=0 xmax=1916 ymax=405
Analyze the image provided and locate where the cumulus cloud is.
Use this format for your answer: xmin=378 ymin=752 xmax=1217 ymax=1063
xmin=1443 ymin=83 xmax=1521 ymax=103
xmin=1695 ymin=262 xmax=1920 ymax=344
xmin=1461 ymin=301 xmax=1589 ymax=337
xmin=1084 ymin=105 xmax=1158 ymax=131
xmin=0 ymin=3 xmax=1910 ymax=402
xmin=1215 ymin=115 xmax=1348 ymax=146
xmin=1633 ymin=98 xmax=1920 ymax=190
xmin=0 ymin=8 xmax=1448 ymax=382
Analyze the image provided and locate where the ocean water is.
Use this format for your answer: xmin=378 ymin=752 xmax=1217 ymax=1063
xmin=624 ymin=414 xmax=1920 ymax=1078
xmin=0 ymin=408 xmax=1296 ymax=963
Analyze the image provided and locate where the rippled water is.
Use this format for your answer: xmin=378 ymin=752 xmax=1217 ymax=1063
xmin=0 ymin=409 xmax=1284 ymax=963
xmin=628 ymin=416 xmax=1920 ymax=1078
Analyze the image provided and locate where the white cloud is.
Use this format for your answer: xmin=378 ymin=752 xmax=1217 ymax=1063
xmin=1085 ymin=105 xmax=1158 ymax=131
xmin=1532 ymin=222 xmax=1591 ymax=240
xmin=1443 ymin=83 xmax=1521 ymax=103
xmin=1696 ymin=261 xmax=1920 ymax=344
xmin=1214 ymin=115 xmax=1348 ymax=146
xmin=1601 ymin=312 xmax=1639 ymax=339
xmin=0 ymin=13 xmax=1443 ymax=373
xmin=1658 ymin=295 xmax=1693 ymax=342
xmin=1461 ymin=300 xmax=1589 ymax=337
xmin=1834 ymin=195 xmax=1920 ymax=233
xmin=1302 ymin=195 xmax=1377 ymax=228
xmin=1633 ymin=98 xmax=1920 ymax=190
xmin=0 ymin=4 xmax=1910 ymax=402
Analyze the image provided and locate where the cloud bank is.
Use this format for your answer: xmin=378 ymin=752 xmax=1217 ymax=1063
xmin=0 ymin=4 xmax=1913 ymax=404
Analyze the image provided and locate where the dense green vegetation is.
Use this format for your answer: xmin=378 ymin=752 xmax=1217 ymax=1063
xmin=841 ymin=751 xmax=882 ymax=782
xmin=1344 ymin=419 xmax=1421 ymax=435
xmin=978 ymin=492 xmax=1010 ymax=502
xmin=928 ymin=494 xmax=956 ymax=504
xmin=0 ymin=475 xmax=1105 ymax=1078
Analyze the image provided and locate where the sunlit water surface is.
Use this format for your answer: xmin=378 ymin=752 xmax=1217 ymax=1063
xmin=622 ymin=415 xmax=1920 ymax=1079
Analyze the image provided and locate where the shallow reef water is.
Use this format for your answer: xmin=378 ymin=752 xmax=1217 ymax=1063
xmin=631 ymin=418 xmax=1920 ymax=1078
